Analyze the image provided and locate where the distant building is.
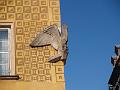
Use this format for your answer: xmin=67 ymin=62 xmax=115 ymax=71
xmin=108 ymin=45 xmax=120 ymax=90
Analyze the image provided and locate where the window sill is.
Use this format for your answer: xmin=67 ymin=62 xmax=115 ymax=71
xmin=0 ymin=75 xmax=20 ymax=80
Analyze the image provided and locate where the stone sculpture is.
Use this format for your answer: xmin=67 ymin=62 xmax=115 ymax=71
xmin=30 ymin=24 xmax=68 ymax=64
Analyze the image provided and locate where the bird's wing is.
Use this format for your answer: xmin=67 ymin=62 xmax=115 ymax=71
xmin=30 ymin=24 xmax=61 ymax=50
xmin=61 ymin=24 xmax=68 ymax=44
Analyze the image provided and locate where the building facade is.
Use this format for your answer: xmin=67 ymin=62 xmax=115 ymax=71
xmin=0 ymin=0 xmax=65 ymax=90
xmin=108 ymin=45 xmax=120 ymax=90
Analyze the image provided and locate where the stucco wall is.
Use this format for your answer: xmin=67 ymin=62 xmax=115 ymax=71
xmin=0 ymin=0 xmax=65 ymax=90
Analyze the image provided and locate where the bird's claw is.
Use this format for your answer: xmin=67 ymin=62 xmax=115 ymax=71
xmin=48 ymin=55 xmax=62 ymax=63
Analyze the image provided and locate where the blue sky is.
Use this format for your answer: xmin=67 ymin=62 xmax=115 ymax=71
xmin=60 ymin=0 xmax=120 ymax=90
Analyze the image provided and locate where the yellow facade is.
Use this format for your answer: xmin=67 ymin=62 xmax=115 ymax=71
xmin=0 ymin=0 xmax=65 ymax=90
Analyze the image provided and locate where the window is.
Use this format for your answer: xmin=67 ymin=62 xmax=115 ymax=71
xmin=0 ymin=28 xmax=9 ymax=75
xmin=0 ymin=23 xmax=15 ymax=76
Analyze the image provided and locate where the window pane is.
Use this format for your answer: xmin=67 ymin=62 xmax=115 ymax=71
xmin=0 ymin=41 xmax=8 ymax=52
xmin=0 ymin=65 xmax=9 ymax=75
xmin=0 ymin=31 xmax=8 ymax=52
xmin=0 ymin=31 xmax=8 ymax=40
xmin=0 ymin=53 xmax=8 ymax=64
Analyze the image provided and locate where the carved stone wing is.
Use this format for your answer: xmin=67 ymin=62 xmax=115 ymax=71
xmin=30 ymin=25 xmax=61 ymax=50
xmin=61 ymin=24 xmax=68 ymax=44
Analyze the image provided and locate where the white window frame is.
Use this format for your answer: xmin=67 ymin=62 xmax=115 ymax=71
xmin=0 ymin=23 xmax=15 ymax=75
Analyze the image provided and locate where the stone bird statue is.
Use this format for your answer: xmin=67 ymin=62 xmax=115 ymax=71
xmin=30 ymin=24 xmax=68 ymax=64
